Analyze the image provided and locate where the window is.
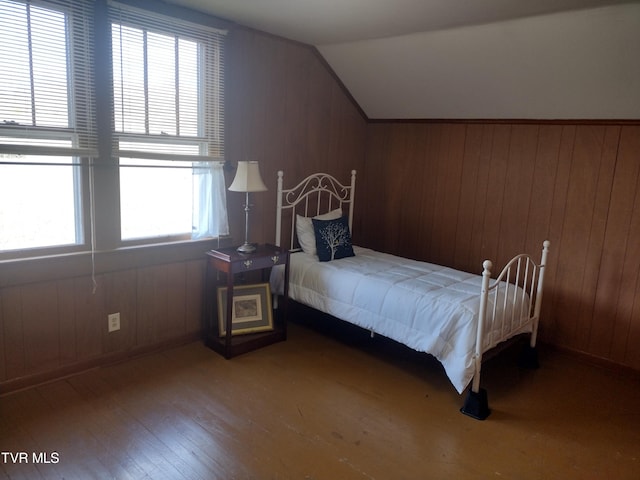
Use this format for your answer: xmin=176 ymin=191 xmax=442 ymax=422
xmin=0 ymin=0 xmax=95 ymax=254
xmin=0 ymin=0 xmax=228 ymax=258
xmin=109 ymin=1 xmax=228 ymax=241
xmin=0 ymin=141 xmax=81 ymax=251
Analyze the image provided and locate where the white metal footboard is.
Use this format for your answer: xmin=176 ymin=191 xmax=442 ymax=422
xmin=463 ymin=240 xmax=550 ymax=419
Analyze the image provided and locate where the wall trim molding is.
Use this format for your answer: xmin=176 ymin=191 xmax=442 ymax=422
xmin=368 ymin=118 xmax=640 ymax=125
xmin=0 ymin=332 xmax=203 ymax=397
xmin=541 ymin=342 xmax=640 ymax=381
xmin=0 ymin=238 xmax=232 ymax=288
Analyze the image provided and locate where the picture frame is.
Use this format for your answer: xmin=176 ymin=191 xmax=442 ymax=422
xmin=217 ymin=282 xmax=274 ymax=336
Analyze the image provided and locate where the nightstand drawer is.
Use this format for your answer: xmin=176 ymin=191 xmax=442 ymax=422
xmin=228 ymin=253 xmax=286 ymax=273
xmin=206 ymin=243 xmax=288 ymax=274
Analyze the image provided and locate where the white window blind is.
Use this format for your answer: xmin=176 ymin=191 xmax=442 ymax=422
xmin=108 ymin=0 xmax=225 ymax=162
xmin=0 ymin=0 xmax=97 ymax=158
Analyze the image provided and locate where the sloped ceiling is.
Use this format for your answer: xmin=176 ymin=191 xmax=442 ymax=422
xmin=166 ymin=0 xmax=640 ymax=119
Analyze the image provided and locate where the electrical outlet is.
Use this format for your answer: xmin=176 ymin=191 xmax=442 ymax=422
xmin=108 ymin=312 xmax=120 ymax=332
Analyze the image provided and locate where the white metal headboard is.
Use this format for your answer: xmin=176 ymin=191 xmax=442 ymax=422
xmin=275 ymin=170 xmax=357 ymax=250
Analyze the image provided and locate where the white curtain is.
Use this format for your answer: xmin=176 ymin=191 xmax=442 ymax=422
xmin=192 ymin=161 xmax=229 ymax=239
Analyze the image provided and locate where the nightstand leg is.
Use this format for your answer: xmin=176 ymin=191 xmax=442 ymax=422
xmin=225 ymin=273 xmax=234 ymax=358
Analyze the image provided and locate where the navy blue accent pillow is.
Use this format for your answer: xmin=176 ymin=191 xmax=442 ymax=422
xmin=312 ymin=215 xmax=355 ymax=262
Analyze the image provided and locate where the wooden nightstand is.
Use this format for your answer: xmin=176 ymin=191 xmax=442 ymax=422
xmin=204 ymin=243 xmax=290 ymax=358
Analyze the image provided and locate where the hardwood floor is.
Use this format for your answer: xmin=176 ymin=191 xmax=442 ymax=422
xmin=1 ymin=318 xmax=639 ymax=479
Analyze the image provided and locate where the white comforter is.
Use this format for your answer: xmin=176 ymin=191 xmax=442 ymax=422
xmin=270 ymin=246 xmax=531 ymax=393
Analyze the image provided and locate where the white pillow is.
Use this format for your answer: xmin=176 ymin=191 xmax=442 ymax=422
xmin=296 ymin=208 xmax=342 ymax=255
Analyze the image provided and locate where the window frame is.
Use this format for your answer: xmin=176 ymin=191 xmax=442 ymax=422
xmin=108 ymin=0 xmax=227 ymax=247
xmin=0 ymin=0 xmax=230 ymax=260
xmin=0 ymin=0 xmax=96 ymax=260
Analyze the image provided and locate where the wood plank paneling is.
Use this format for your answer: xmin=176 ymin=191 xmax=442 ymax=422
xmin=525 ymin=125 xmax=562 ymax=253
xmin=605 ymin=126 xmax=640 ymax=365
xmin=136 ymin=265 xmax=168 ymax=346
xmin=431 ymin=124 xmax=466 ymax=267
xmin=497 ymin=125 xmax=538 ymax=261
xmin=384 ymin=125 xmax=411 ymax=253
xmin=3 ymin=287 xmax=26 ymax=379
xmin=399 ymin=124 xmax=428 ymax=260
xmin=467 ymin=124 xmax=495 ymax=270
xmin=22 ymin=283 xmax=61 ymax=374
xmin=166 ymin=263 xmax=188 ymax=340
xmin=185 ymin=260 xmax=206 ymax=334
xmin=482 ymin=125 xmax=511 ymax=266
xmin=74 ymin=276 xmax=105 ymax=362
xmin=417 ymin=125 xmax=444 ymax=260
xmin=361 ymin=124 xmax=389 ymax=251
xmin=361 ymin=121 xmax=640 ymax=371
xmin=628 ymin=253 xmax=640 ymax=367
xmin=0 ymin=291 xmax=5 ymax=382
xmin=57 ymin=278 xmax=79 ymax=366
xmin=454 ymin=124 xmax=484 ymax=270
xmin=576 ymin=127 xmax=619 ymax=351
xmin=542 ymin=125 xmax=576 ymax=342
xmin=559 ymin=126 xmax=617 ymax=351
xmin=280 ymin=46 xmax=309 ymax=182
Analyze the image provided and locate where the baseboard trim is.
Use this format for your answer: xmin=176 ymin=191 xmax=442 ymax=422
xmin=0 ymin=331 xmax=204 ymax=397
xmin=540 ymin=342 xmax=640 ymax=380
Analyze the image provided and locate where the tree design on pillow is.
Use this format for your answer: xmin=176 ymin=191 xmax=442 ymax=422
xmin=319 ymin=221 xmax=351 ymax=261
xmin=312 ymin=216 xmax=355 ymax=261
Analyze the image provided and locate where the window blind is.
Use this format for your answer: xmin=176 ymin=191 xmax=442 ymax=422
xmin=0 ymin=0 xmax=97 ymax=158
xmin=108 ymin=0 xmax=226 ymax=162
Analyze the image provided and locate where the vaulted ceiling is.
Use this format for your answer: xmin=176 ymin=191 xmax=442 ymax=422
xmin=166 ymin=0 xmax=640 ymax=119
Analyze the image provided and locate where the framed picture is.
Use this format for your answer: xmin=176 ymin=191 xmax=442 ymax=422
xmin=217 ymin=282 xmax=274 ymax=336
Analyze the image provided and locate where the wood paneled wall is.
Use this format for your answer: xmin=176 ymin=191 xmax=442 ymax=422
xmin=0 ymin=26 xmax=367 ymax=392
xmin=0 ymin=260 xmax=205 ymax=392
xmin=361 ymin=122 xmax=640 ymax=370
xmin=224 ymin=27 xmax=367 ymax=247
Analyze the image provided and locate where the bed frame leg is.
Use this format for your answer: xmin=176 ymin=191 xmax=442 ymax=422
xmin=460 ymin=388 xmax=491 ymax=420
xmin=518 ymin=344 xmax=539 ymax=369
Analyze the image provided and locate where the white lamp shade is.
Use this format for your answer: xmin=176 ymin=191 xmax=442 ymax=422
xmin=228 ymin=161 xmax=267 ymax=192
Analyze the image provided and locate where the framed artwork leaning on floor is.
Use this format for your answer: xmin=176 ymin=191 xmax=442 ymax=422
xmin=217 ymin=283 xmax=274 ymax=336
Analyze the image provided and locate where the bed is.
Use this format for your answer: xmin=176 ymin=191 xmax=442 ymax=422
xmin=270 ymin=170 xmax=550 ymax=419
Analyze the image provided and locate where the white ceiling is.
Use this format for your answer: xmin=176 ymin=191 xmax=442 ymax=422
xmin=166 ymin=0 xmax=640 ymax=119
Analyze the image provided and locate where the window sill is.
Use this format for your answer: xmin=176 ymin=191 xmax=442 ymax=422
xmin=0 ymin=236 xmax=234 ymax=288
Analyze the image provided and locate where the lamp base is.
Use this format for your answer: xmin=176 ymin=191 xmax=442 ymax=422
xmin=236 ymin=242 xmax=257 ymax=254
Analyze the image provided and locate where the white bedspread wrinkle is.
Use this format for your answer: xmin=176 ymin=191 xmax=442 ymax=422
xmin=270 ymin=246 xmax=532 ymax=394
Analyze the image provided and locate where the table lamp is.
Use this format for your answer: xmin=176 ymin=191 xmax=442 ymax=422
xmin=228 ymin=161 xmax=267 ymax=253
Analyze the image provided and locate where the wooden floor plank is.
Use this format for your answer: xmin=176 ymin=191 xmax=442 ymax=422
xmin=2 ymin=320 xmax=639 ymax=479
